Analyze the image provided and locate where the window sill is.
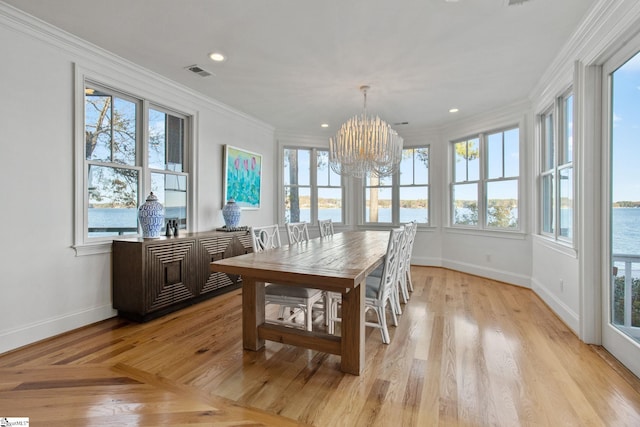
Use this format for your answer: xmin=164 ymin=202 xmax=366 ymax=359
xmin=532 ymin=234 xmax=577 ymax=258
xmin=73 ymin=242 xmax=112 ymax=256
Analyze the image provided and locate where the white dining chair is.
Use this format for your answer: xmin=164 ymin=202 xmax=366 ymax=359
xmin=404 ymin=220 xmax=417 ymax=293
xmin=250 ymin=225 xmax=323 ymax=331
xmin=327 ymin=227 xmax=404 ymax=344
xmin=318 ymin=219 xmax=335 ymax=237
xmin=286 ymin=221 xmax=331 ymax=325
xmin=370 ymin=221 xmax=416 ymax=311
xmin=286 ymin=221 xmax=310 ymax=244
xmin=396 ymin=221 xmax=415 ymax=304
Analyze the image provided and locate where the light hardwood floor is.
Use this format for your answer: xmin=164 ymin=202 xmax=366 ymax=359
xmin=1 ymin=267 xmax=639 ymax=426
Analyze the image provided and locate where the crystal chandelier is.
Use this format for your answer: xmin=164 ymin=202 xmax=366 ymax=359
xmin=329 ymin=85 xmax=403 ymax=179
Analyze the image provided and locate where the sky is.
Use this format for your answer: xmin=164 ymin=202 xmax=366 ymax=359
xmin=612 ymin=50 xmax=640 ymax=203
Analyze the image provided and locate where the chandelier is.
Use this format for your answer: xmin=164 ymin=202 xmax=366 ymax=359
xmin=329 ymin=85 xmax=403 ymax=179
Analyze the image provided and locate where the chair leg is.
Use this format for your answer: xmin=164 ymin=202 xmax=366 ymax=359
xmin=324 ymin=292 xmax=330 ymax=326
xmin=305 ymin=301 xmax=313 ymax=331
xmin=388 ymin=299 xmax=398 ymax=327
xmin=376 ymin=305 xmax=390 ymax=344
xmin=391 ymin=286 xmax=402 ymax=315
xmin=407 ymin=269 xmax=414 ymax=292
xmin=400 ymin=275 xmax=410 ymax=303
xmin=327 ymin=296 xmax=335 ymax=334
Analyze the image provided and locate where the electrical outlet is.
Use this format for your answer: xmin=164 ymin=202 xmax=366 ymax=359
xmin=485 ymin=254 xmax=491 ymax=262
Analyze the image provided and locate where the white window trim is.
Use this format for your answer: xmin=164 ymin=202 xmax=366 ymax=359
xmin=537 ymin=88 xmax=575 ymax=246
xmin=72 ymin=64 xmax=196 ymax=256
xmin=449 ymin=126 xmax=522 ymax=232
xmin=362 ymin=144 xmax=431 ymax=227
xmin=281 ymin=145 xmax=346 ymax=226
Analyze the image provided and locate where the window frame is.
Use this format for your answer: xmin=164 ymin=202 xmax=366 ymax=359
xmin=538 ymin=89 xmax=574 ymax=244
xmin=449 ymin=126 xmax=521 ymax=232
xmin=363 ymin=144 xmax=431 ymax=227
xmin=451 ymin=137 xmax=481 ymax=228
xmin=74 ymin=71 xmax=192 ymax=255
xmin=282 ymin=146 xmax=345 ymax=225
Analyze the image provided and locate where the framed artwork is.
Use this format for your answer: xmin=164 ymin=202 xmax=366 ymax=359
xmin=223 ymin=144 xmax=262 ymax=209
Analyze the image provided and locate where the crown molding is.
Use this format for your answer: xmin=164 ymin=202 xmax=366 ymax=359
xmin=0 ymin=1 xmax=274 ymax=133
xmin=530 ymin=0 xmax=640 ymax=106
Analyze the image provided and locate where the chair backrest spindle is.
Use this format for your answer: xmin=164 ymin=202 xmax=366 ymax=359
xmin=286 ymin=222 xmax=310 ymax=244
xmin=375 ymin=227 xmax=405 ymax=301
xmin=318 ymin=219 xmax=335 ymax=237
xmin=249 ymin=225 xmax=282 ymax=253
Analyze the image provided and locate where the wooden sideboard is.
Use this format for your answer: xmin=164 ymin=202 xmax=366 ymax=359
xmin=112 ymin=230 xmax=252 ymax=321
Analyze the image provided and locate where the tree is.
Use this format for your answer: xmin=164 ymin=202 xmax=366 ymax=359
xmin=286 ymin=149 xmax=300 ymax=222
xmin=85 ymin=93 xmax=139 ymax=208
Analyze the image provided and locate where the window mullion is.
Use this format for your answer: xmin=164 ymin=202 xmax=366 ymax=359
xmin=502 ymin=132 xmax=506 ymax=178
xmin=109 ymin=99 xmax=115 ymax=163
xmin=552 ymin=99 xmax=562 ymax=240
xmin=392 ymin=170 xmax=399 ymax=224
xmin=310 ymin=148 xmax=318 ymax=224
xmin=140 ymin=100 xmax=149 ymax=202
xmin=479 ymin=133 xmax=486 ymax=229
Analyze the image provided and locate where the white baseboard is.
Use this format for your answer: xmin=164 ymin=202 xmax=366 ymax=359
xmin=0 ymin=304 xmax=116 ymax=355
xmin=531 ymin=278 xmax=580 ymax=334
xmin=441 ymin=258 xmax=531 ymax=288
xmin=410 ymin=257 xmax=580 ymax=336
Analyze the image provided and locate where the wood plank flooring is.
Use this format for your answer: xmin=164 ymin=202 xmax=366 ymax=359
xmin=1 ymin=267 xmax=639 ymax=426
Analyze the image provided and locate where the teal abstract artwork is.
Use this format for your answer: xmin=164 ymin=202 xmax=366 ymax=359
xmin=224 ymin=145 xmax=262 ymax=209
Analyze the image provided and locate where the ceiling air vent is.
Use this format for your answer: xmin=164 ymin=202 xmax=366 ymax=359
xmin=507 ymin=0 xmax=530 ymax=5
xmin=185 ymin=64 xmax=213 ymax=77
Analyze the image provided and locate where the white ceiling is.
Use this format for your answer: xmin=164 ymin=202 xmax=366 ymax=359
xmin=3 ymin=0 xmax=598 ymax=136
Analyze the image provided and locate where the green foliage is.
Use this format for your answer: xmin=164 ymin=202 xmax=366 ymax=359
xmin=613 ymin=201 xmax=640 ymax=208
xmin=487 ymin=199 xmax=518 ymax=228
xmin=454 ymin=140 xmax=479 ymax=161
xmin=613 ymin=276 xmax=640 ymax=327
xmin=454 ymin=201 xmax=478 ymax=225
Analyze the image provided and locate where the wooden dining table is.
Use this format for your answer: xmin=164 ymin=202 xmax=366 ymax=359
xmin=210 ymin=230 xmax=390 ymax=375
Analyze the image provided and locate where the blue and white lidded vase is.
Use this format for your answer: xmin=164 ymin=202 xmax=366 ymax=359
xmin=138 ymin=192 xmax=164 ymax=238
xmin=222 ymin=198 xmax=241 ymax=228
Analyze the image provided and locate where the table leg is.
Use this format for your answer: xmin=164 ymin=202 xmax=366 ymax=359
xmin=340 ymin=280 xmax=365 ymax=375
xmin=242 ymin=276 xmax=265 ymax=351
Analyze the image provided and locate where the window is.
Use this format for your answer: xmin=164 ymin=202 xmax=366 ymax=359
xmin=450 ymin=128 xmax=520 ymax=230
xmin=539 ymin=92 xmax=573 ymax=242
xmin=283 ymin=147 xmax=343 ymax=224
xmin=365 ymin=146 xmax=430 ymax=225
xmin=452 ymin=138 xmax=480 ymax=226
xmin=83 ymin=83 xmax=189 ymax=243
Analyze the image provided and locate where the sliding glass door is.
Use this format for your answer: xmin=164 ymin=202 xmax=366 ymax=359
xmin=604 ymin=42 xmax=640 ymax=378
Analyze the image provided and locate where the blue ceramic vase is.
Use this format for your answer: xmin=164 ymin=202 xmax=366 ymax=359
xmin=138 ymin=192 xmax=164 ymax=238
xmin=222 ymin=198 xmax=241 ymax=228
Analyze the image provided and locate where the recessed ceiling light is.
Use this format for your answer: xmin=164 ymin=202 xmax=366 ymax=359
xmin=321 ymin=123 xmax=329 ymax=128
xmin=449 ymin=108 xmax=459 ymax=113
xmin=209 ymin=52 xmax=226 ymax=62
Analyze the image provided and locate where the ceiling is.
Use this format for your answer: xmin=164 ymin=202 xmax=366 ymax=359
xmin=3 ymin=0 xmax=598 ymax=136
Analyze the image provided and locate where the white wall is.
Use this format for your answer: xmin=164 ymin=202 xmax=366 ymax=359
xmin=529 ymin=0 xmax=640 ymax=339
xmin=0 ymin=4 xmax=274 ymax=354
xmin=437 ymin=102 xmax=533 ymax=288
xmin=4 ymin=0 xmax=640 ymax=356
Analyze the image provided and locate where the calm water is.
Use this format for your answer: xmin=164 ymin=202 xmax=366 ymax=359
xmin=612 ymin=208 xmax=640 ymax=255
